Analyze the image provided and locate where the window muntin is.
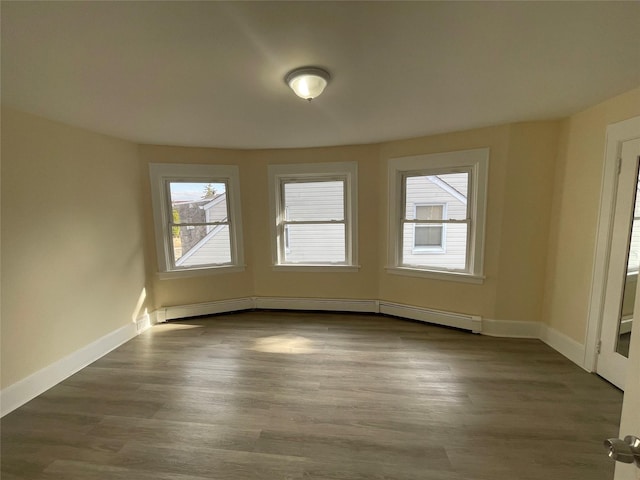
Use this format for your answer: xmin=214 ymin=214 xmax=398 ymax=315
xmin=268 ymin=162 xmax=358 ymax=269
xmin=149 ymin=164 xmax=244 ymax=275
xmin=388 ymin=149 xmax=488 ymax=281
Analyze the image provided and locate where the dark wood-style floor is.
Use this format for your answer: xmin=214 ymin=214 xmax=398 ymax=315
xmin=1 ymin=311 xmax=623 ymax=479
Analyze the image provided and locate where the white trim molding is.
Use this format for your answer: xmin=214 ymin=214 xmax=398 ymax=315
xmin=540 ymin=324 xmax=587 ymax=370
xmin=268 ymin=161 xmax=358 ymax=269
xmin=1 ymin=321 xmax=141 ymax=417
xmin=387 ymin=148 xmax=489 ymax=282
xmin=585 ymin=115 xmax=640 ymax=372
xmin=148 ymin=163 xmax=245 ymax=276
xmin=385 ymin=266 xmax=485 ymax=284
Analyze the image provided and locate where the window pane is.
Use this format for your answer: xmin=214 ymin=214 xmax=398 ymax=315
xmin=169 ymin=182 xmax=226 ymax=204
xmin=629 ymin=177 xmax=640 ymax=273
xmin=284 ymin=224 xmax=345 ymax=263
xmin=403 ymin=223 xmax=467 ymax=270
xmin=415 ymin=225 xmax=443 ymax=247
xmin=405 ymin=173 xmax=468 ymax=220
xmin=173 ymin=225 xmax=231 ymax=267
xmin=416 ymin=205 xmax=443 ymax=221
xmin=629 ymin=219 xmax=640 ymax=273
xmin=170 ymin=182 xmax=228 ymax=223
xmin=284 ymin=181 xmax=344 ymax=221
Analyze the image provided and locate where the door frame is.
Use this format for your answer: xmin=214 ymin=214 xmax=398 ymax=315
xmin=585 ymin=116 xmax=640 ymax=374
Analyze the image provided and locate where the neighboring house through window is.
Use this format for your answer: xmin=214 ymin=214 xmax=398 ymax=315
xmin=413 ymin=204 xmax=446 ymax=252
xmin=149 ymin=163 xmax=244 ymax=277
xmin=388 ymin=148 xmax=488 ymax=283
xmin=268 ymin=161 xmax=358 ymax=270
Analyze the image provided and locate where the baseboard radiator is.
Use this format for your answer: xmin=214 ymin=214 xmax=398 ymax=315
xmin=156 ymin=296 xmax=482 ymax=333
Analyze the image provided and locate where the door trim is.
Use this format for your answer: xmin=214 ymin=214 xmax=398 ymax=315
xmin=585 ymin=116 xmax=640 ymax=373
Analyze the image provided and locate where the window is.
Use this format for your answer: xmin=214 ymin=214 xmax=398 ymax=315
xmin=388 ymin=149 xmax=488 ymax=283
xmin=268 ymin=162 xmax=358 ymax=269
xmin=413 ymin=204 xmax=446 ymax=251
xmin=149 ymin=163 xmax=244 ymax=277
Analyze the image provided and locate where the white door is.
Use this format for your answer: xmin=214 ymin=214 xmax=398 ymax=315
xmin=614 ymin=272 xmax=640 ymax=480
xmin=598 ymin=137 xmax=640 ymax=389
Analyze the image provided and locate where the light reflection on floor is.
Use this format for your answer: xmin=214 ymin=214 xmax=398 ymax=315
xmin=249 ymin=334 xmax=316 ymax=354
xmin=153 ymin=323 xmax=205 ymax=331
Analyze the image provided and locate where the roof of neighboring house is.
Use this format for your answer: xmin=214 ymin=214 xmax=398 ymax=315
xmin=427 ymin=176 xmax=467 ymax=204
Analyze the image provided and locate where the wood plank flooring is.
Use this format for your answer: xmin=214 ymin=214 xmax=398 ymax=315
xmin=1 ymin=311 xmax=624 ymax=479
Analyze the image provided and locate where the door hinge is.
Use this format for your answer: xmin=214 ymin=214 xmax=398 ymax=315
xmin=596 ymin=339 xmax=602 ymax=354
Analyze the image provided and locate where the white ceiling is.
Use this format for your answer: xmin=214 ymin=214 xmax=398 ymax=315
xmin=2 ymin=1 xmax=639 ymax=149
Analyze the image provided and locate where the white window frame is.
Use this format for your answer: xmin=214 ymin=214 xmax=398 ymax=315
xmin=268 ymin=161 xmax=358 ymax=271
xmin=387 ymin=148 xmax=489 ymax=284
xmin=412 ymin=203 xmax=447 ymax=253
xmin=149 ymin=163 xmax=245 ymax=279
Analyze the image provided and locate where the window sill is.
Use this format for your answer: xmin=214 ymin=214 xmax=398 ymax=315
xmin=385 ymin=266 xmax=485 ymax=284
xmin=272 ymin=264 xmax=361 ymax=273
xmin=157 ymin=265 xmax=246 ymax=280
xmin=411 ymin=248 xmax=446 ymax=254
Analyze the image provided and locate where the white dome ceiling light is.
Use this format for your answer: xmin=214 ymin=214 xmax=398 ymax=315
xmin=285 ymin=67 xmax=331 ymax=101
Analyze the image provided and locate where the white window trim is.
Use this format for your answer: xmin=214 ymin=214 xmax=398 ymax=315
xmin=149 ymin=163 xmax=245 ymax=276
xmin=268 ymin=161 xmax=358 ymax=269
xmin=412 ymin=203 xmax=447 ymax=254
xmin=387 ymin=148 xmax=489 ymax=282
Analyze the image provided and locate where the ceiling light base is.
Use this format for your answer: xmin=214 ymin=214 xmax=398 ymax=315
xmin=285 ymin=67 xmax=331 ymax=101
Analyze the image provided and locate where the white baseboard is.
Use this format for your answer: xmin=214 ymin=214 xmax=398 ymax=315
xmin=1 ymin=321 xmax=139 ymax=417
xmin=379 ymin=301 xmax=482 ymax=332
xmin=254 ymin=296 xmax=379 ymax=313
xmin=4 ymin=297 xmax=590 ymax=418
xmin=539 ymin=324 xmax=587 ymax=369
xmin=481 ymin=318 xmax=541 ymax=338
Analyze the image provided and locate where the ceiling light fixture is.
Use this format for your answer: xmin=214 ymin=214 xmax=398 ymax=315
xmin=285 ymin=67 xmax=330 ymax=101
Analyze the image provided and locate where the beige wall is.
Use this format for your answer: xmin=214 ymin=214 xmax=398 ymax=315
xmin=4 ymin=86 xmax=638 ymax=392
xmin=138 ymin=143 xmax=380 ymax=308
xmin=378 ymin=125 xmax=509 ymax=318
xmin=542 ymin=87 xmax=640 ymax=343
xmin=141 ymin=121 xmax=561 ymax=323
xmin=494 ymin=122 xmax=560 ymax=322
xmin=1 ymin=107 xmax=150 ymax=388
xmin=247 ymin=145 xmax=381 ymax=300
xmin=138 ymin=145 xmax=256 ymax=309
xmin=378 ymin=122 xmax=560 ymax=322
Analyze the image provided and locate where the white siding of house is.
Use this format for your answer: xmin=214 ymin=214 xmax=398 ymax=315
xmin=176 ymin=225 xmax=231 ymax=266
xmin=402 ymin=175 xmax=468 ymax=270
xmin=439 ymin=174 xmax=468 ymax=198
xmin=176 ymin=194 xmax=232 ymax=267
xmin=286 ymin=224 xmax=346 ymax=263
xmin=283 ymin=181 xmax=346 ymax=263
xmin=205 ymin=194 xmax=228 ymax=223
xmin=173 ymin=176 xmax=467 ymax=268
